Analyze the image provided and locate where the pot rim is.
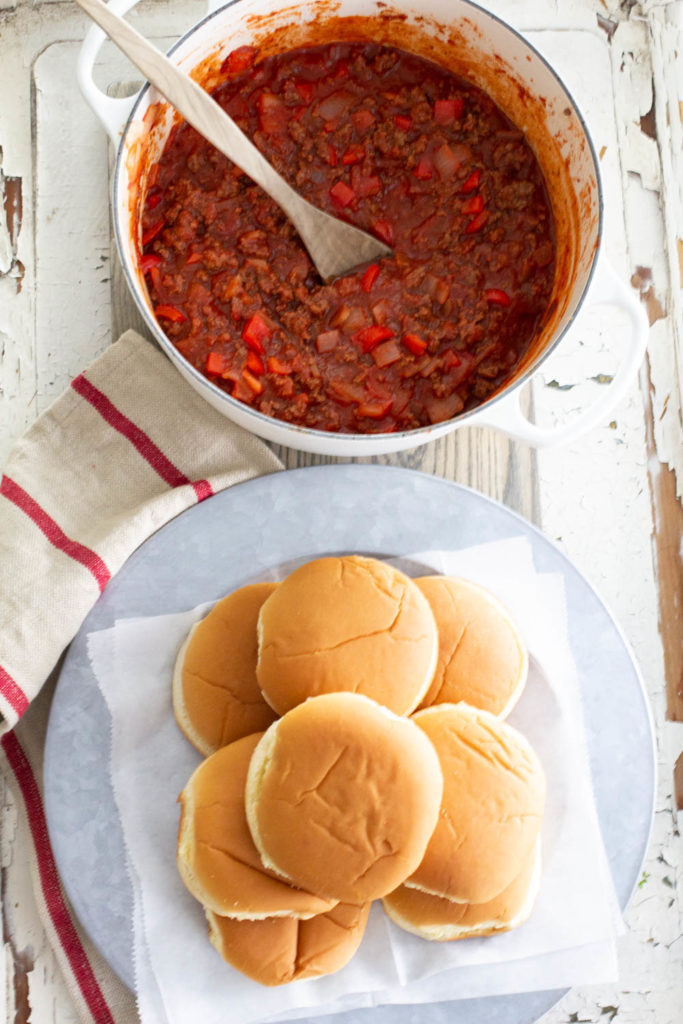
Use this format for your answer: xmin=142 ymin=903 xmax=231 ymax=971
xmin=112 ymin=0 xmax=604 ymax=447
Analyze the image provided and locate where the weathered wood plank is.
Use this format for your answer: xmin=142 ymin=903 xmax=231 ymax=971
xmin=611 ymin=18 xmax=683 ymax=729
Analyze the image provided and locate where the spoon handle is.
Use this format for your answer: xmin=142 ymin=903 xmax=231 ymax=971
xmin=74 ymin=0 xmax=391 ymax=280
xmin=74 ymin=0 xmax=306 ymax=213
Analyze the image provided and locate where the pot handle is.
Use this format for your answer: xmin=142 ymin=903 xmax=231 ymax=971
xmin=77 ymin=0 xmax=146 ymax=144
xmin=474 ymin=257 xmax=649 ymax=447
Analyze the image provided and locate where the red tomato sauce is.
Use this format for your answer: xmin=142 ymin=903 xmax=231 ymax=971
xmin=140 ymin=42 xmax=555 ymax=433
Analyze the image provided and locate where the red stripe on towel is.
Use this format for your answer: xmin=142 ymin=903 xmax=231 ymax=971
xmin=191 ymin=478 xmax=214 ymax=502
xmin=0 ymin=665 xmax=29 ymax=719
xmin=71 ymin=374 xmax=214 ymax=501
xmin=0 ymin=476 xmax=111 ymax=593
xmin=1 ymin=732 xmax=117 ymax=1024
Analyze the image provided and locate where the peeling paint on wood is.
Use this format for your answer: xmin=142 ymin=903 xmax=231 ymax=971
xmin=630 ymin=265 xmax=667 ymax=326
xmin=1 ymin=803 xmax=34 ymax=1024
xmin=597 ymin=13 xmax=618 ymax=39
xmin=641 ymin=352 xmax=683 ymax=726
xmin=0 ymin=871 xmax=34 ymax=1024
xmin=0 ymin=148 xmax=23 ymax=289
xmin=639 ymin=85 xmax=658 ymax=141
xmin=675 ymin=753 xmax=683 ymax=812
xmin=613 ymin=22 xmax=662 ymax=194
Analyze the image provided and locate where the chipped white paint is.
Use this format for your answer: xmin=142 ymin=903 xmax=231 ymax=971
xmin=0 ymin=2 xmax=681 ymax=1024
xmin=645 ymin=4 xmax=683 ymax=494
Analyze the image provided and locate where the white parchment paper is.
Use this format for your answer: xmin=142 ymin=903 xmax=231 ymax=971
xmin=88 ymin=537 xmax=620 ymax=1024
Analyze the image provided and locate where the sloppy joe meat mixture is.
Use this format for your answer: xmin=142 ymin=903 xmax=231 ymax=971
xmin=140 ymin=42 xmax=555 ymax=433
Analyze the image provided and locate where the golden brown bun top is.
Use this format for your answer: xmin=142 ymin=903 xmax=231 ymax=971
xmin=177 ymin=732 xmax=336 ymax=919
xmin=414 ymin=576 xmax=527 ymax=715
xmin=246 ymin=693 xmax=444 ymax=903
xmin=207 ymin=902 xmax=371 ymax=986
xmin=384 ymin=843 xmax=539 ymax=934
xmin=174 ymin=582 xmax=278 ymax=756
xmin=407 ymin=704 xmax=545 ymax=903
xmin=256 ymin=556 xmax=438 ymax=716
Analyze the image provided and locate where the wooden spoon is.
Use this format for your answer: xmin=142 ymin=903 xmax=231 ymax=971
xmin=75 ymin=0 xmax=392 ymax=282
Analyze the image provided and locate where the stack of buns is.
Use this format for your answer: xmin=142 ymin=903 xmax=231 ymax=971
xmin=174 ymin=555 xmax=545 ymax=986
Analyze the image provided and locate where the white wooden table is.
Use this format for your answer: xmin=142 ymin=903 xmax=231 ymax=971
xmin=1 ymin=1 xmax=681 ymax=1022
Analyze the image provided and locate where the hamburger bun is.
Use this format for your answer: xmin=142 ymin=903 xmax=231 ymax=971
xmin=406 ymin=704 xmax=545 ymax=904
xmin=206 ymin=901 xmax=371 ymax=985
xmin=414 ymin=576 xmax=527 ymax=716
xmin=256 ymin=556 xmax=438 ymax=716
xmin=383 ymin=842 xmax=541 ymax=941
xmin=245 ymin=693 xmax=444 ymax=903
xmin=173 ymin=582 xmax=278 ymax=756
xmin=177 ymin=732 xmax=336 ymax=919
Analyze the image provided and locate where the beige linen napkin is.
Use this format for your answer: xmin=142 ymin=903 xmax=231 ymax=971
xmin=0 ymin=330 xmax=282 ymax=1024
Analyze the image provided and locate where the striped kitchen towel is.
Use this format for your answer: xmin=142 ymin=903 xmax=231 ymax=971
xmin=0 ymin=330 xmax=282 ymax=1024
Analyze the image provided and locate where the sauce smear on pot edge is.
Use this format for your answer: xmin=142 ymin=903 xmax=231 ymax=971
xmin=140 ymin=42 xmax=555 ymax=433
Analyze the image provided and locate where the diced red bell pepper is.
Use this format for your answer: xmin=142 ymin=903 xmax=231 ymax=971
xmin=434 ymin=98 xmax=464 ymax=123
xmin=352 ymin=324 xmax=395 ymax=353
xmin=465 ymin=210 xmax=490 ymax=234
xmin=413 ymin=157 xmax=433 ymax=181
xmin=148 ymin=266 xmax=162 ymax=293
xmin=402 ymin=333 xmax=428 ymax=356
xmin=394 ymin=114 xmax=412 ymax=131
xmin=484 ymin=288 xmax=511 ymax=306
xmin=357 ymin=398 xmax=393 ymax=419
xmin=371 ymin=219 xmax=394 ymax=246
xmin=146 ymin=189 xmax=163 ymax=210
xmin=294 ymin=80 xmax=315 ymax=103
xmin=246 ymin=350 xmax=265 ymax=375
xmin=462 ymin=194 xmax=484 ymax=215
xmin=267 ymin=356 xmax=293 ymax=374
xmin=327 ymin=144 xmax=339 ymax=166
xmin=242 ymin=369 xmax=264 ymax=395
xmin=353 ymin=109 xmax=375 ymax=132
xmin=141 ymin=219 xmax=165 ymax=246
xmin=140 ymin=253 xmax=162 ymax=274
xmin=242 ymin=312 xmax=271 ymax=354
xmin=155 ymin=304 xmax=187 ymax=323
xmin=361 ymin=264 xmax=380 ymax=292
xmin=461 ymin=168 xmax=481 ymax=193
xmin=205 ymin=351 xmax=227 ymax=375
xmin=350 ymin=166 xmax=381 ymax=197
xmin=221 ymin=45 xmax=257 ymax=76
xmin=329 ymin=181 xmax=356 ymax=208
xmin=341 ymin=144 xmax=365 ymax=166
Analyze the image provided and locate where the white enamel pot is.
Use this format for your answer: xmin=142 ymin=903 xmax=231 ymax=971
xmin=78 ymin=0 xmax=648 ymax=456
